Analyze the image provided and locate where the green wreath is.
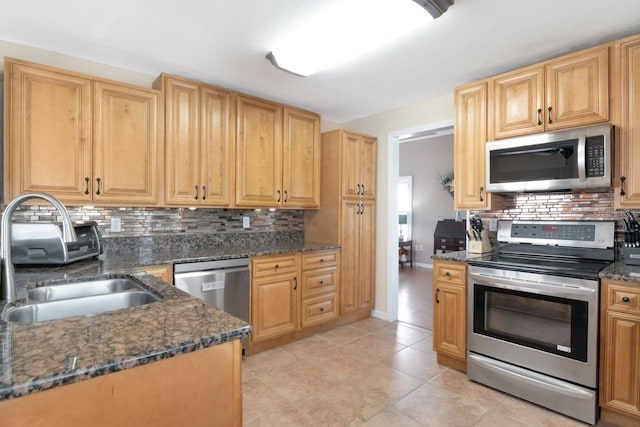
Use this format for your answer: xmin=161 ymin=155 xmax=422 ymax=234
xmin=438 ymin=171 xmax=454 ymax=198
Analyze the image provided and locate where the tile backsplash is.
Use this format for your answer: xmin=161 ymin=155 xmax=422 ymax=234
xmin=472 ymin=189 xmax=636 ymax=255
xmin=5 ymin=205 xmax=304 ymax=237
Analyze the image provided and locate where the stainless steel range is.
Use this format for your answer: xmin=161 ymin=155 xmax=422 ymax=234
xmin=467 ymin=220 xmax=615 ymax=425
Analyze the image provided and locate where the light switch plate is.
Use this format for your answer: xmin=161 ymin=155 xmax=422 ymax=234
xmin=111 ymin=217 xmax=122 ymax=233
xmin=243 ymin=216 xmax=250 ymax=228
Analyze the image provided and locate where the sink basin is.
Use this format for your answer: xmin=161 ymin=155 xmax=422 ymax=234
xmin=4 ymin=291 xmax=161 ymax=323
xmin=27 ymin=277 xmax=145 ymax=302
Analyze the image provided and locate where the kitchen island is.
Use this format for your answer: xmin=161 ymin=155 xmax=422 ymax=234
xmin=0 ymin=237 xmax=337 ymax=426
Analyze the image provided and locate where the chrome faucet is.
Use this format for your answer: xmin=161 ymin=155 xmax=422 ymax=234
xmin=1 ymin=193 xmax=77 ymax=302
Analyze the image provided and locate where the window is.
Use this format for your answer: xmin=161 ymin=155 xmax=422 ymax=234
xmin=398 ymin=176 xmax=412 ymax=241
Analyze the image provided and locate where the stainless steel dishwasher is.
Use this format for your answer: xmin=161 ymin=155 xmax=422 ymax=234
xmin=174 ymin=258 xmax=250 ymax=350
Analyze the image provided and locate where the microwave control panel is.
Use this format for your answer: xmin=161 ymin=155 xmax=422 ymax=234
xmin=585 ymin=135 xmax=605 ymax=177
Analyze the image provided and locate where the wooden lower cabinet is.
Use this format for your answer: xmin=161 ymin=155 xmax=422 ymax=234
xmin=600 ymin=279 xmax=640 ymax=425
xmin=0 ymin=341 xmax=243 ymax=427
xmin=142 ymin=264 xmax=174 ymax=284
xmin=250 ymin=254 xmax=299 ymax=344
xmin=249 ymin=250 xmax=343 ymax=352
xmin=432 ymin=259 xmax=467 ymax=372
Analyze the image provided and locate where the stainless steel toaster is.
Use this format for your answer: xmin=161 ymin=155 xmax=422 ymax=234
xmin=11 ymin=221 xmax=102 ymax=265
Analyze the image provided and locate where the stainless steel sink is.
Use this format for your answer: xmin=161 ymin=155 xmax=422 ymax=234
xmin=27 ymin=277 xmax=145 ymax=302
xmin=4 ymin=291 xmax=161 ymax=323
xmin=2 ymin=276 xmax=162 ymax=323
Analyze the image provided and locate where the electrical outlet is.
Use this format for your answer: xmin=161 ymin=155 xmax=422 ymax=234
xmin=489 ymin=218 xmax=498 ymax=231
xmin=111 ymin=217 xmax=122 ymax=233
xmin=243 ymin=216 xmax=250 ymax=228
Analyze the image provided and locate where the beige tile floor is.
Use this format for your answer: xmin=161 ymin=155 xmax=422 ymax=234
xmin=243 ymin=317 xmax=612 ymax=426
xmin=397 ymin=266 xmax=433 ymax=330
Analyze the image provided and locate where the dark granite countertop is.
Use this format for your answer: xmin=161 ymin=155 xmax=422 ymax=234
xmin=600 ymin=262 xmax=640 ymax=284
xmin=431 ymin=250 xmax=493 ymax=263
xmin=0 ymin=240 xmax=338 ymax=402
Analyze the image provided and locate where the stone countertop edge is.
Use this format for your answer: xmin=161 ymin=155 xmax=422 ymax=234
xmin=600 ymin=261 xmax=640 ymax=285
xmin=431 ymin=250 xmax=492 ymax=262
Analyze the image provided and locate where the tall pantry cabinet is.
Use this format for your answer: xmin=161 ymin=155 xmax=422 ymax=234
xmin=305 ymin=129 xmax=377 ymax=317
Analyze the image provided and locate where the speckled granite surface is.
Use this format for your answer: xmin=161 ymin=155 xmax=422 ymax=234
xmin=0 ymin=235 xmax=338 ymax=402
xmin=431 ymin=250 xmax=494 ymax=262
xmin=600 ymin=262 xmax=640 ymax=284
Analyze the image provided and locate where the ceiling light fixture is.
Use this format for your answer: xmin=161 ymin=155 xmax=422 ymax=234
xmin=411 ymin=0 xmax=454 ymax=19
xmin=267 ymin=0 xmax=442 ymax=77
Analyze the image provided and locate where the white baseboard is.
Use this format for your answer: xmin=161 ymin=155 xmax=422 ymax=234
xmin=414 ymin=262 xmax=433 ymax=269
xmin=371 ymin=310 xmax=389 ymax=321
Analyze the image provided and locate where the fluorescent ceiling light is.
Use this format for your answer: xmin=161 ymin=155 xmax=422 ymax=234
xmin=268 ymin=0 xmax=432 ymax=77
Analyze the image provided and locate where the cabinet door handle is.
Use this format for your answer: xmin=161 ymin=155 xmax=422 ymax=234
xmin=284 ymin=190 xmax=288 ymax=202
xmin=320 ymin=280 xmax=324 ymax=285
xmin=547 ymin=106 xmax=553 ymax=124
xmin=445 ymin=271 xmax=451 ymax=277
xmin=202 ymin=185 xmax=206 ymax=200
xmin=84 ymin=177 xmax=90 ymax=195
xmin=620 ymin=176 xmax=626 ymax=196
xmin=294 ymin=277 xmax=297 ymax=290
xmin=622 ymin=296 xmax=631 ymax=303
xmin=276 ymin=190 xmax=281 ymax=202
xmin=537 ymin=108 xmax=542 ymax=126
xmin=274 ymin=264 xmax=279 ymax=269
xmin=320 ymin=258 xmax=324 ymax=263
xmin=95 ymin=177 xmax=102 ymax=196
xmin=361 ymin=184 xmax=365 ymax=195
xmin=436 ymin=288 xmax=440 ymax=304
xmin=479 ymin=186 xmax=484 ymax=202
xmin=320 ymin=307 xmax=324 ymax=312
xmin=194 ymin=185 xmax=199 ymax=200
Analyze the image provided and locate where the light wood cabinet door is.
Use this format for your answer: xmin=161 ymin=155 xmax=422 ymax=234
xmin=358 ymin=199 xmax=375 ymax=310
xmin=200 ymin=86 xmax=235 ymax=206
xmin=340 ymin=199 xmax=360 ymax=314
xmin=340 ymin=132 xmax=376 ymax=200
xmin=282 ymin=107 xmax=320 ymax=208
xmin=491 ymin=66 xmax=545 ymax=139
xmin=164 ymin=76 xmax=201 ymax=205
xmin=143 ymin=264 xmax=174 ymax=284
xmin=236 ymin=95 xmax=283 ymax=207
xmin=5 ymin=59 xmax=92 ymax=202
xmin=613 ymin=35 xmax=640 ymax=208
xmin=545 ymin=46 xmax=609 ymax=131
xmin=250 ymin=272 xmax=298 ymax=344
xmin=93 ymin=80 xmax=160 ymax=204
xmin=454 ymin=81 xmax=490 ymax=210
xmin=433 ymin=281 xmax=466 ymax=360
xmin=600 ymin=310 xmax=640 ymax=418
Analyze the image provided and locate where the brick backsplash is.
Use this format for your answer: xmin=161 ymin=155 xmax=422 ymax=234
xmin=5 ymin=205 xmax=304 ymax=237
xmin=472 ymin=189 xmax=635 ymax=256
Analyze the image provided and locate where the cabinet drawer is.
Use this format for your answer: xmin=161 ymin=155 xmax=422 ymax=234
xmin=434 ymin=261 xmax=466 ymax=285
xmin=606 ymin=282 xmax=640 ymax=314
xmin=302 ymin=250 xmax=338 ymax=270
xmin=301 ymin=295 xmax=338 ymax=328
xmin=252 ymin=255 xmax=298 ymax=277
xmin=301 ymin=267 xmax=337 ymax=298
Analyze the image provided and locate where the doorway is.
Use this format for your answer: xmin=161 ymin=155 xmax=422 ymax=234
xmin=386 ymin=120 xmax=454 ymax=327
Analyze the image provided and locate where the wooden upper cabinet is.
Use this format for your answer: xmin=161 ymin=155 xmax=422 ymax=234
xmin=613 ymin=35 xmax=640 ymax=208
xmin=340 ymin=132 xmax=376 ymax=200
xmin=546 ymin=46 xmax=609 ymax=130
xmin=490 ymin=45 xmax=609 ymax=139
xmin=158 ymin=74 xmax=235 ymax=207
xmin=282 ymin=107 xmax=320 ymax=208
xmin=4 ymin=58 xmax=93 ymax=203
xmin=454 ymin=80 xmax=493 ymax=210
xmin=490 ymin=66 xmax=544 ymax=139
xmin=93 ymin=80 xmax=160 ymax=204
xmin=5 ymin=58 xmax=161 ymax=206
xmin=236 ymin=95 xmax=283 ymax=208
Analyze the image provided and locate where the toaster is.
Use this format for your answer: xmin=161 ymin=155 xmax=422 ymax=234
xmin=11 ymin=221 xmax=103 ymax=265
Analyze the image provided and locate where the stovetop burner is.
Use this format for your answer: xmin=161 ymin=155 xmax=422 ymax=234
xmin=467 ymin=220 xmax=616 ymax=280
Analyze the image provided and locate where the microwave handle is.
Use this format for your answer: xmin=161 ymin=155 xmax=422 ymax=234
xmin=577 ymin=136 xmax=586 ymax=182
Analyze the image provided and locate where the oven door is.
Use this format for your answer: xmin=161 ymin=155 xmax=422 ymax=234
xmin=468 ymin=266 xmax=599 ymax=388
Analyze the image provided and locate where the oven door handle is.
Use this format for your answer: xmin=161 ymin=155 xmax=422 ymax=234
xmin=469 ymin=272 xmax=596 ymax=299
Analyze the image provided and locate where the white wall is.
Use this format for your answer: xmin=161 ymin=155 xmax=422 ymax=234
xmin=340 ymin=94 xmax=455 ymax=317
xmin=400 ymin=134 xmax=456 ymax=264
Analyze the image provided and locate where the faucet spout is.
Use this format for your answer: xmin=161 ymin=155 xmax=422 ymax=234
xmin=1 ymin=193 xmax=77 ymax=302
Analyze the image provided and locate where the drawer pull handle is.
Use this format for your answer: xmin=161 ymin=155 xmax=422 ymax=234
xmin=436 ymin=288 xmax=440 ymax=304
xmin=274 ymin=264 xmax=279 ymax=269
xmin=320 ymin=307 xmax=324 ymax=312
xmin=622 ymin=296 xmax=631 ymax=303
xmin=320 ymin=281 xmax=324 ymax=285
xmin=445 ymin=272 xmax=451 ymax=277
xmin=320 ymin=258 xmax=324 ymax=263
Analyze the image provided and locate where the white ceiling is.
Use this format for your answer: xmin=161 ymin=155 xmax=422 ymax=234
xmin=2 ymin=0 xmax=640 ymax=123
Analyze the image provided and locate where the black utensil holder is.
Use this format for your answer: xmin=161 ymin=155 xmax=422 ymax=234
xmin=623 ymin=247 xmax=640 ymax=265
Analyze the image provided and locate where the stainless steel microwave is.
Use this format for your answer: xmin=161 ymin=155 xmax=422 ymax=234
xmin=485 ymin=123 xmax=612 ymax=193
